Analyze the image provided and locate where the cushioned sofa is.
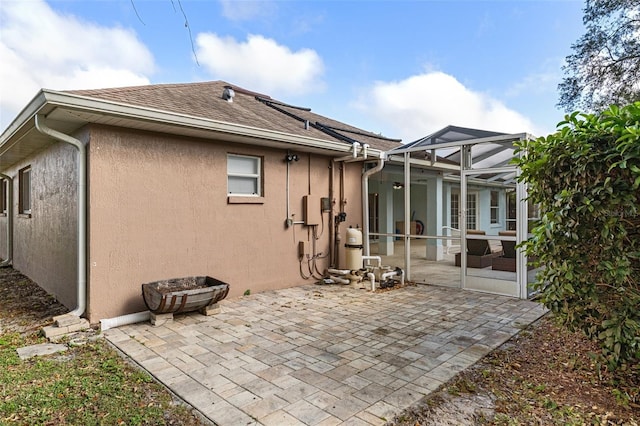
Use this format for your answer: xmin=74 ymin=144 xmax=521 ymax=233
xmin=454 ymin=230 xmax=502 ymax=268
xmin=491 ymin=231 xmax=517 ymax=272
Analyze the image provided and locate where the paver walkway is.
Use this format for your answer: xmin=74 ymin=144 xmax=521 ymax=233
xmin=104 ymin=284 xmax=546 ymax=425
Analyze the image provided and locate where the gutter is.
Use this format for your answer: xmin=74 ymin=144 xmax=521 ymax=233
xmin=1 ymin=90 xmax=381 ymax=158
xmin=0 ymin=173 xmax=12 ymax=267
xmin=34 ymin=115 xmax=87 ymax=317
xmin=362 ymin=152 xmax=386 ymax=257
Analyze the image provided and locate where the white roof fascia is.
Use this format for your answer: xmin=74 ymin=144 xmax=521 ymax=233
xmin=43 ymin=90 xmax=365 ymax=155
xmin=0 ymin=91 xmax=48 ymax=143
xmin=390 ymin=133 xmax=531 ymax=155
xmin=2 ymin=89 xmax=376 ymax=157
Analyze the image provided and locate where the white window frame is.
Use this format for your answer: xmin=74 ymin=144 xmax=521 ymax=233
xmin=19 ymin=166 xmax=31 ymax=215
xmin=451 ymin=190 xmax=479 ymax=230
xmin=0 ymin=179 xmax=7 ymax=215
xmin=227 ymin=154 xmax=262 ymax=197
xmin=450 ymin=192 xmax=460 ymax=230
xmin=490 ymin=190 xmax=500 ymax=224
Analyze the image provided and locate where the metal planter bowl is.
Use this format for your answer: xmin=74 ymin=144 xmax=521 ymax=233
xmin=142 ymin=276 xmax=230 ymax=314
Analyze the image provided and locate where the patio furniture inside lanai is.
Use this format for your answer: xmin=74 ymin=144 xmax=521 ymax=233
xmin=364 ymin=126 xmax=540 ymax=299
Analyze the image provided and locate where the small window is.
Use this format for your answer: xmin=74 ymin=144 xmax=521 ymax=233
xmin=450 ymin=193 xmax=459 ymax=230
xmin=0 ymin=179 xmax=7 ymax=215
xmin=466 ymin=193 xmax=477 ymax=230
xmin=19 ymin=166 xmax=31 ymax=215
xmin=490 ymin=191 xmax=500 ymax=224
xmin=227 ymin=154 xmax=261 ymax=196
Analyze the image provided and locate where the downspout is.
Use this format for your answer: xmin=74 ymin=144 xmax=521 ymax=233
xmin=100 ymin=311 xmax=150 ymax=331
xmin=334 ymin=142 xmax=362 ymax=162
xmin=0 ymin=174 xmax=13 ymax=267
xmin=329 ymin=159 xmax=335 ymax=267
xmin=362 ymin=152 xmax=386 ymax=257
xmin=34 ymin=115 xmax=86 ymax=317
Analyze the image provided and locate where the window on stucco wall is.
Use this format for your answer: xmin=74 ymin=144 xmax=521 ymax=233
xmin=0 ymin=179 xmax=7 ymax=215
xmin=227 ymin=154 xmax=262 ymax=196
xmin=19 ymin=166 xmax=31 ymax=215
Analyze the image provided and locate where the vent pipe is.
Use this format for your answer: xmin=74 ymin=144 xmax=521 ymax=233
xmin=222 ymin=86 xmax=235 ymax=102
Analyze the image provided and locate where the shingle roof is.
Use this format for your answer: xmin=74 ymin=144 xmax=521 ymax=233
xmin=66 ymin=81 xmax=402 ymax=152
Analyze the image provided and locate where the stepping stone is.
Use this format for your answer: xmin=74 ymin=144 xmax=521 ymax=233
xmin=16 ymin=343 xmax=68 ymax=360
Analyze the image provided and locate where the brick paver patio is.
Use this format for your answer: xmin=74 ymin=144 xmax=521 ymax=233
xmin=104 ymin=284 xmax=546 ymax=425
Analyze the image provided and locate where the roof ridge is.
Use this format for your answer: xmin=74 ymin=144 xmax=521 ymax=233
xmin=256 ymin=97 xmax=309 ymax=111
xmin=49 ymin=80 xmax=402 ymax=151
xmin=64 ymin=80 xmax=227 ymax=95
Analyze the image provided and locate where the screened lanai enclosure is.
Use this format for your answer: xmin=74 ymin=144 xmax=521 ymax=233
xmin=364 ymin=126 xmax=540 ymax=299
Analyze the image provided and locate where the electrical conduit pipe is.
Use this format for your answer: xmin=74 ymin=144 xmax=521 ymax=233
xmin=0 ymin=173 xmax=13 ymax=267
xmin=34 ymin=115 xmax=86 ymax=317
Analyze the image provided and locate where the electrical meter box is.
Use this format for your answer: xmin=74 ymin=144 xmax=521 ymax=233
xmin=303 ymin=195 xmax=321 ymax=225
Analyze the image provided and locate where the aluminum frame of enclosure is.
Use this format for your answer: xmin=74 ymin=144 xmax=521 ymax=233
xmin=383 ymin=129 xmax=534 ymax=299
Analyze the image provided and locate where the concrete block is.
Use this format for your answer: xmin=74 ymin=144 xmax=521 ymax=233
xmin=42 ymin=319 xmax=90 ymax=339
xmin=199 ymin=303 xmax=221 ymax=316
xmin=42 ymin=325 xmax=71 ymax=338
xmin=55 ymin=315 xmax=85 ymax=327
xmin=150 ymin=312 xmax=173 ymax=326
xmin=67 ymin=320 xmax=90 ymax=333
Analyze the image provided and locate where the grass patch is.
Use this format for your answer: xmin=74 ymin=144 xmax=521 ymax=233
xmin=0 ymin=268 xmax=202 ymax=425
xmin=0 ymin=332 xmax=199 ymax=425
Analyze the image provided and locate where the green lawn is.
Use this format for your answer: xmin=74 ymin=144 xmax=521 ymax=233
xmin=0 ymin=332 xmax=203 ymax=425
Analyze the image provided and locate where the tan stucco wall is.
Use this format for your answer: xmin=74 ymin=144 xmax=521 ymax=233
xmin=0 ymin=141 xmax=79 ymax=309
xmin=87 ymin=126 xmax=363 ymax=322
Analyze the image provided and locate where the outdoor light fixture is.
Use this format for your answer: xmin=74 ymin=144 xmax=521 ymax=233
xmin=393 ymin=182 xmax=403 ymax=189
xmin=285 ymin=151 xmax=299 ymax=162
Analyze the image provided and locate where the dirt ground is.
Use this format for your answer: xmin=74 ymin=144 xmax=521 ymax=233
xmin=387 ymin=314 xmax=639 ymax=425
xmin=0 ymin=268 xmax=69 ymax=335
xmin=1 ymin=267 xmax=638 ymax=425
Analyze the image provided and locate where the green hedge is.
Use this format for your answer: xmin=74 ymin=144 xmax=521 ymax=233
xmin=515 ymin=102 xmax=640 ymax=370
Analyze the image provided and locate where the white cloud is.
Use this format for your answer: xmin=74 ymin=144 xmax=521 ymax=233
xmin=0 ymin=0 xmax=154 ymax=130
xmin=196 ymin=33 xmax=325 ymax=96
xmin=505 ymin=69 xmax=560 ymax=98
xmin=355 ymin=71 xmax=540 ymax=143
xmin=219 ymin=0 xmax=275 ymax=21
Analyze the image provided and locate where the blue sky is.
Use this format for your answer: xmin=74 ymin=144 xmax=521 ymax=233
xmin=1 ymin=0 xmax=586 ymax=142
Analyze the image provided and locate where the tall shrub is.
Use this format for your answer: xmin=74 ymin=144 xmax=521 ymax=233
xmin=515 ymin=102 xmax=640 ymax=370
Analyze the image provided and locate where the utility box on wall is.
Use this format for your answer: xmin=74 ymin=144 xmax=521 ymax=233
xmin=303 ymin=195 xmax=322 ymax=225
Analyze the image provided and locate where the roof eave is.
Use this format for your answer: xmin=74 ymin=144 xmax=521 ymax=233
xmin=1 ymin=89 xmax=379 ymax=163
xmin=0 ymin=90 xmax=49 ymax=143
xmin=47 ymin=91 xmax=380 ymax=155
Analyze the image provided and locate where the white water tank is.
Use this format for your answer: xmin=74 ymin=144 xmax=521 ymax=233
xmin=344 ymin=226 xmax=363 ymax=270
